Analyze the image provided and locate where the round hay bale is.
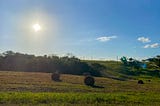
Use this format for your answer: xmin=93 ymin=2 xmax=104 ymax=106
xmin=138 ymin=80 xmax=144 ymax=84
xmin=51 ymin=72 xmax=60 ymax=81
xmin=84 ymin=76 xmax=95 ymax=86
xmin=147 ymin=79 xmax=151 ymax=82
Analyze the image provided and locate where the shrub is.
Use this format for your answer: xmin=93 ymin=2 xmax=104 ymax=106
xmin=83 ymin=72 xmax=91 ymax=76
xmin=84 ymin=76 xmax=95 ymax=86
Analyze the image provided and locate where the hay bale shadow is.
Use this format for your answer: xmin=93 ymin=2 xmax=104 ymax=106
xmin=91 ymin=85 xmax=105 ymax=88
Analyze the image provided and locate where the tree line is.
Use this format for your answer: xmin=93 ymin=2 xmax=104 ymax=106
xmin=0 ymin=51 xmax=105 ymax=76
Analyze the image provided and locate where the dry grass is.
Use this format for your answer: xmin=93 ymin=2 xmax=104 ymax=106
xmin=0 ymin=71 xmax=160 ymax=93
xmin=1 ymin=71 xmax=160 ymax=105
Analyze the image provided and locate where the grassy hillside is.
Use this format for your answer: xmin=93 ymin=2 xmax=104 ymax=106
xmin=1 ymin=71 xmax=160 ymax=105
xmin=86 ymin=60 xmax=160 ymax=80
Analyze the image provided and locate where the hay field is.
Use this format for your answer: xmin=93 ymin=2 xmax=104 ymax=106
xmin=0 ymin=71 xmax=160 ymax=105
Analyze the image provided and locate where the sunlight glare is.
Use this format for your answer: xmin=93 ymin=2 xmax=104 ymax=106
xmin=33 ymin=24 xmax=41 ymax=32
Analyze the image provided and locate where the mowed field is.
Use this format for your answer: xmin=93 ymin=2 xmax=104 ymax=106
xmin=0 ymin=71 xmax=160 ymax=106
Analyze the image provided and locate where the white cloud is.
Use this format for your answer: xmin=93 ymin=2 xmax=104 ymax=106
xmin=96 ymin=36 xmax=117 ymax=42
xmin=143 ymin=43 xmax=159 ymax=48
xmin=150 ymin=43 xmax=159 ymax=48
xmin=137 ymin=37 xmax=151 ymax=43
xmin=144 ymin=44 xmax=150 ymax=48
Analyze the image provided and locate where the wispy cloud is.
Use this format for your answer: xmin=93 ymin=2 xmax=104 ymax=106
xmin=137 ymin=37 xmax=151 ymax=43
xmin=144 ymin=43 xmax=159 ymax=48
xmin=96 ymin=36 xmax=117 ymax=42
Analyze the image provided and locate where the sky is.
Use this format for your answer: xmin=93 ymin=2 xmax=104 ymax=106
xmin=0 ymin=0 xmax=160 ymax=60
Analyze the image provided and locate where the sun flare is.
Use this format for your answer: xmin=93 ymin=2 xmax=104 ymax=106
xmin=32 ymin=24 xmax=41 ymax=32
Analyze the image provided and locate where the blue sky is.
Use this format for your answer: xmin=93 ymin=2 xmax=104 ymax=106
xmin=0 ymin=0 xmax=160 ymax=60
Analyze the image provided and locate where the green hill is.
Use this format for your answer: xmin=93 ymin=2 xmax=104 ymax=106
xmin=85 ymin=60 xmax=160 ymax=80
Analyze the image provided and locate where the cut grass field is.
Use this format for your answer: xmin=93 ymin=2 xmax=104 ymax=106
xmin=0 ymin=71 xmax=160 ymax=105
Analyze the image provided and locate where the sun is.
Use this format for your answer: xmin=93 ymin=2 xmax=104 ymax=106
xmin=32 ymin=24 xmax=41 ymax=32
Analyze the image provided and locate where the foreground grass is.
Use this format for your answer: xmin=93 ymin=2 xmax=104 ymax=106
xmin=0 ymin=92 xmax=160 ymax=105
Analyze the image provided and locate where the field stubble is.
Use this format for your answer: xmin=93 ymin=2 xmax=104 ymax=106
xmin=0 ymin=71 xmax=160 ymax=105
